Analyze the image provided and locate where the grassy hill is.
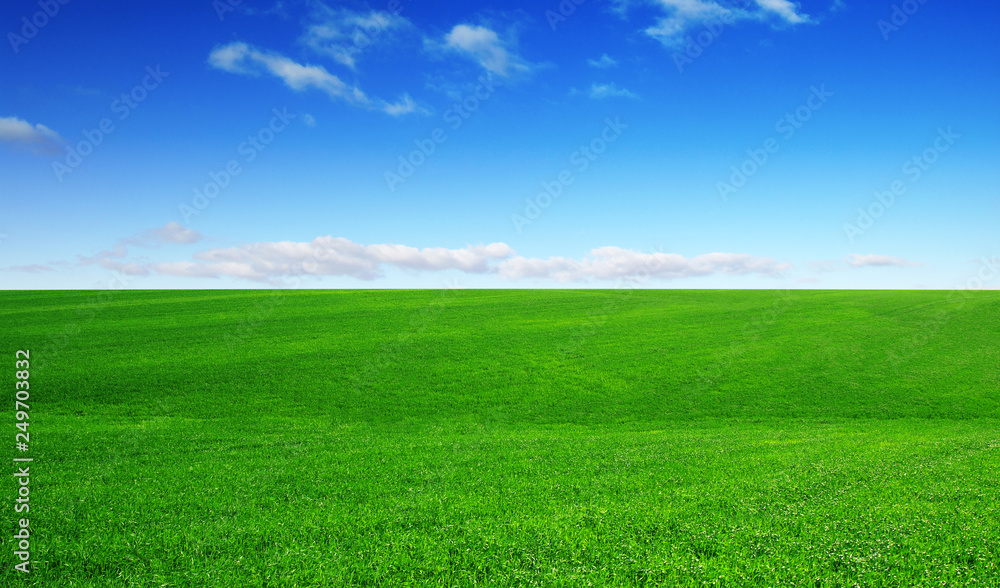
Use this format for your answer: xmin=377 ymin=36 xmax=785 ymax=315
xmin=1 ymin=290 xmax=998 ymax=586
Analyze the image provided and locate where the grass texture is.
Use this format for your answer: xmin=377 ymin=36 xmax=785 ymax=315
xmin=1 ymin=289 xmax=998 ymax=586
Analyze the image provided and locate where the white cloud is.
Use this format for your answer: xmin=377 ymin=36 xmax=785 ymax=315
xmin=5 ymin=264 xmax=56 ymax=273
xmin=154 ymin=237 xmax=515 ymax=282
xmin=139 ymin=222 xmax=203 ymax=245
xmin=303 ymin=113 xmax=316 ymax=126
xmin=301 ymin=7 xmax=410 ymax=69
xmin=101 ymin=261 xmax=151 ymax=276
xmin=100 ymin=222 xmax=204 ymax=249
xmin=209 ymin=42 xmax=369 ymax=105
xmin=587 ymin=53 xmax=618 ymax=68
xmin=78 ymin=243 xmax=150 ymax=276
xmin=76 ymin=223 xmax=202 ymax=275
xmin=498 ymin=248 xmax=791 ymax=282
xmin=588 ymin=82 xmax=639 ymax=100
xmin=205 ymin=42 xmax=250 ymax=72
xmin=442 ymin=24 xmax=532 ymax=77
xmin=208 ymin=42 xmax=425 ymax=116
xmin=0 ymin=116 xmax=66 ymax=156
xmin=755 ymin=0 xmax=808 ymax=23
xmin=423 ymin=75 xmax=467 ymax=101
xmin=78 ymin=243 xmax=128 ymax=265
xmin=144 ymin=238 xmax=788 ymax=284
xmin=845 ymin=254 xmax=923 ymax=268
xmin=381 ymin=94 xmax=427 ymax=116
xmin=646 ymin=0 xmax=734 ymax=44
xmin=644 ymin=0 xmax=809 ymax=45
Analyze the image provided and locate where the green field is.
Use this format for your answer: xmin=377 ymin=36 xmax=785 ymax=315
xmin=2 ymin=289 xmax=998 ymax=586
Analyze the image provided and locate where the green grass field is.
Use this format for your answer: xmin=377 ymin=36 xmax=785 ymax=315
xmin=2 ymin=289 xmax=998 ymax=586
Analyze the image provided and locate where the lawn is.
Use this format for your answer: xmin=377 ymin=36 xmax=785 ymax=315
xmin=1 ymin=289 xmax=998 ymax=586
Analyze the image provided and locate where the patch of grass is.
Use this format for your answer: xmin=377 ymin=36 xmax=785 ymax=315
xmin=1 ymin=290 xmax=998 ymax=586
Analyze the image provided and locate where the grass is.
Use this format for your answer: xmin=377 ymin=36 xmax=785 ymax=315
xmin=1 ymin=289 xmax=998 ymax=586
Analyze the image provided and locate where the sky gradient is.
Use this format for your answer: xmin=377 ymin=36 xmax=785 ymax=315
xmin=1 ymin=0 xmax=998 ymax=289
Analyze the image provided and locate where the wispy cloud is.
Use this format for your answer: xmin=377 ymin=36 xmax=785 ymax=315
xmin=588 ymin=82 xmax=639 ymax=100
xmin=209 ymin=42 xmax=369 ymax=104
xmin=77 ymin=244 xmax=149 ymax=276
xmin=0 ymin=116 xmax=66 ymax=156
xmin=644 ymin=0 xmax=810 ymax=46
xmin=155 ymin=237 xmax=515 ymax=282
xmin=5 ymin=264 xmax=57 ymax=273
xmin=300 ymin=6 xmax=411 ymax=69
xmin=845 ymin=254 xmax=923 ymax=268
xmin=441 ymin=24 xmax=532 ymax=78
xmin=76 ymin=223 xmax=205 ymax=276
xmin=645 ymin=0 xmax=733 ymax=44
xmin=587 ymin=53 xmax=618 ymax=68
xmin=498 ymin=248 xmax=792 ymax=282
xmin=755 ymin=0 xmax=809 ymax=23
xmin=139 ymin=237 xmax=788 ymax=284
xmin=208 ymin=42 xmax=424 ymax=116
xmin=381 ymin=94 xmax=424 ymax=116
xmin=77 ymin=246 xmax=151 ymax=276
xmin=77 ymin=243 xmax=128 ymax=266
xmin=126 ymin=222 xmax=203 ymax=246
xmin=58 ymin=84 xmax=102 ymax=97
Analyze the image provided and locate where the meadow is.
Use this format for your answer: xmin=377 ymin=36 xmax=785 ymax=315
xmin=1 ymin=289 xmax=998 ymax=586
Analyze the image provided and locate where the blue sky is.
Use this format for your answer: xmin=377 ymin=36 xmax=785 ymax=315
xmin=1 ymin=0 xmax=998 ymax=289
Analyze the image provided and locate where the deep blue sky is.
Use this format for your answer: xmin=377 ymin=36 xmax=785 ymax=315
xmin=1 ymin=0 xmax=998 ymax=288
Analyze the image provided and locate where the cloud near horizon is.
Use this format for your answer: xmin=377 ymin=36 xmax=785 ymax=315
xmin=498 ymin=248 xmax=791 ymax=282
xmin=845 ymin=254 xmax=923 ymax=268
xmin=140 ymin=237 xmax=792 ymax=284
xmin=128 ymin=222 xmax=202 ymax=246
xmin=154 ymin=237 xmax=514 ymax=282
xmin=5 ymin=264 xmax=57 ymax=273
xmin=76 ymin=222 xmax=205 ymax=276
